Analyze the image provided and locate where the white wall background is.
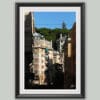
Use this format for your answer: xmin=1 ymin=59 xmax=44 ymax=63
xmin=0 ymin=0 xmax=100 ymax=100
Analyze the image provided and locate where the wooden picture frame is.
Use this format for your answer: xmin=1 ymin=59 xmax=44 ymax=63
xmin=15 ymin=2 xmax=85 ymax=98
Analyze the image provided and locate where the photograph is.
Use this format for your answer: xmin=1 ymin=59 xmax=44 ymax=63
xmin=25 ymin=11 xmax=76 ymax=89
xmin=15 ymin=3 xmax=85 ymax=98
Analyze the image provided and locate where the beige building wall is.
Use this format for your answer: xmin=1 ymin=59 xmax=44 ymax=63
xmin=32 ymin=38 xmax=53 ymax=85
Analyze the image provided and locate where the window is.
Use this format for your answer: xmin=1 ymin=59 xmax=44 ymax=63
xmin=34 ymin=64 xmax=39 ymax=70
xmin=42 ymin=60 xmax=44 ymax=63
xmin=34 ymin=58 xmax=38 ymax=62
xmin=42 ymin=66 xmax=44 ymax=69
xmin=34 ymin=49 xmax=39 ymax=54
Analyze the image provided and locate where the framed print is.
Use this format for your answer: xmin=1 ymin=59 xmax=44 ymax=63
xmin=15 ymin=2 xmax=85 ymax=98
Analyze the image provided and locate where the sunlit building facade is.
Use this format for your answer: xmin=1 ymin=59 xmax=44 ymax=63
xmin=32 ymin=32 xmax=53 ymax=85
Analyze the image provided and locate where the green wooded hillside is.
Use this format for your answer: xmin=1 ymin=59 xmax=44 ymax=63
xmin=35 ymin=27 xmax=70 ymax=50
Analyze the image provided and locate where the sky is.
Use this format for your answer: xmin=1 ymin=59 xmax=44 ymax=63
xmin=33 ymin=12 xmax=76 ymax=29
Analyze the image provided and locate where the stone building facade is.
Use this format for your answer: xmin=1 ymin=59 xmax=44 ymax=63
xmin=32 ymin=32 xmax=53 ymax=85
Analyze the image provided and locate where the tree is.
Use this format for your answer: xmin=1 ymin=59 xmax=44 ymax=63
xmin=35 ymin=27 xmax=70 ymax=50
xmin=62 ymin=21 xmax=67 ymax=29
